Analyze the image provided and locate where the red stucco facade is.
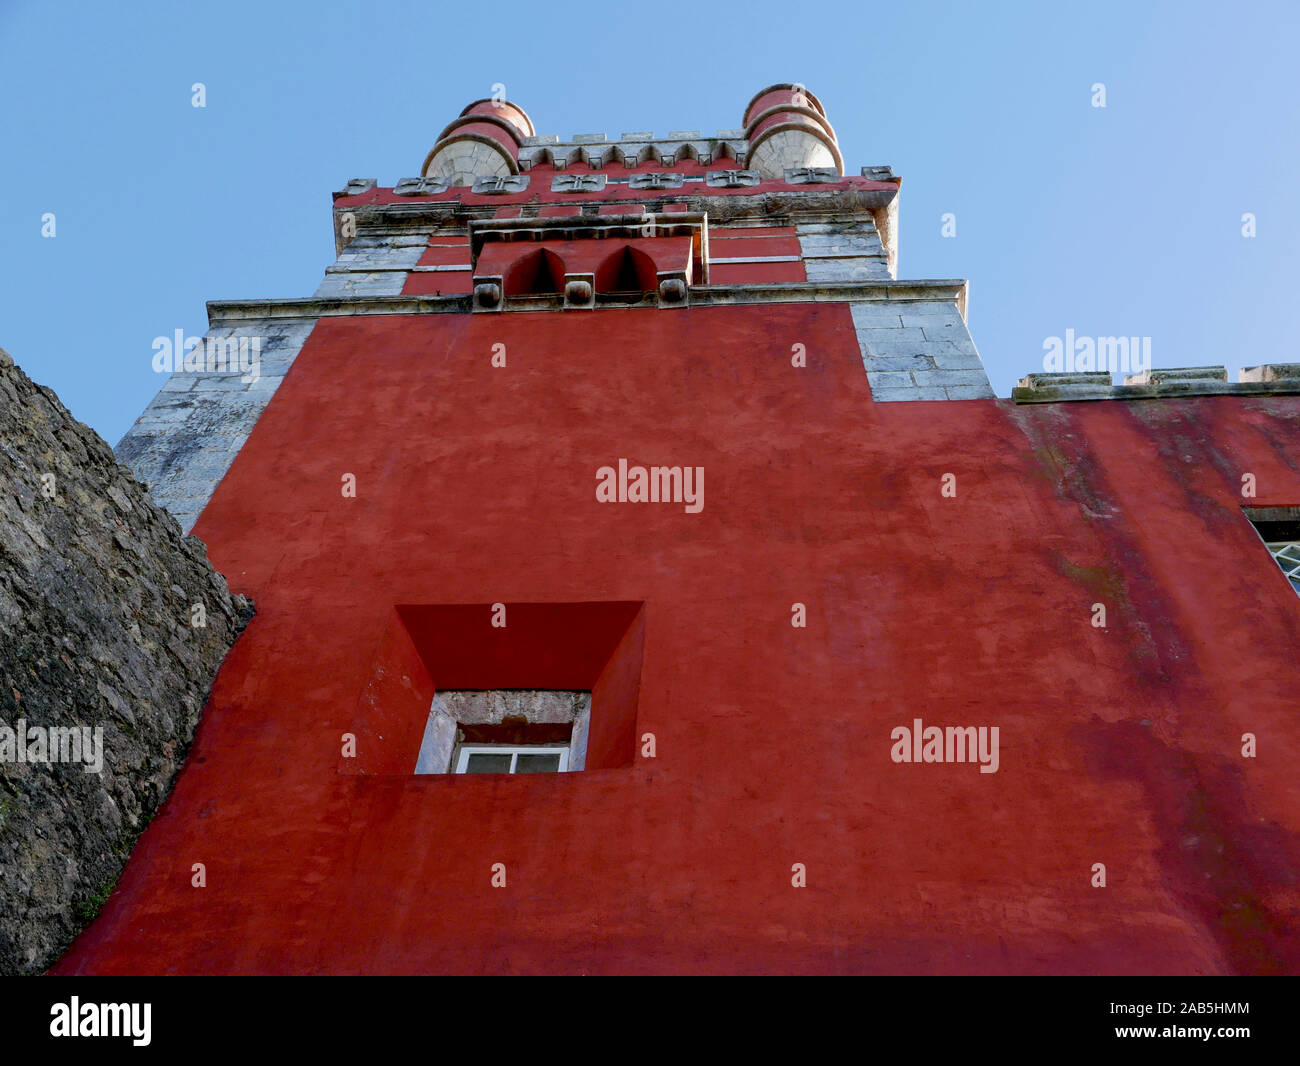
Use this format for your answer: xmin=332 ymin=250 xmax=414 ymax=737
xmin=55 ymin=302 xmax=1300 ymax=975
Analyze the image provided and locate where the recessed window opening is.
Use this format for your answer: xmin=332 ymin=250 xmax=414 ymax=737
xmin=414 ymin=690 xmax=591 ymax=775
xmin=1245 ymin=507 xmax=1300 ymax=598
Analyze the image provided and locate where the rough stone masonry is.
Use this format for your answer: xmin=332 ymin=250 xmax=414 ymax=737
xmin=0 ymin=346 xmax=252 ymax=975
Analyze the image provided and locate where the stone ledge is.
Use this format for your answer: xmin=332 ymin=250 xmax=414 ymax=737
xmin=207 ymin=279 xmax=971 ymax=324
xmin=344 ymin=187 xmax=900 ymax=232
xmin=1241 ymin=363 xmax=1300 ymax=383
xmin=1014 ymin=367 xmax=1300 ymax=403
xmin=1123 ymin=366 xmax=1226 ymax=385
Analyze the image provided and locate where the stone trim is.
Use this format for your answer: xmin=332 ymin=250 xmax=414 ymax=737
xmin=334 ymin=178 xmax=377 ymax=198
xmin=851 ymin=300 xmax=993 ymax=402
xmin=394 ymin=176 xmax=451 ymax=196
xmin=706 ymin=170 xmax=760 ymax=188
xmin=114 ymin=319 xmax=318 ymax=532
xmin=1013 ymin=368 xmax=1300 ymax=404
xmin=338 ymin=188 xmax=899 ymax=237
xmin=207 ymin=279 xmax=972 ymax=325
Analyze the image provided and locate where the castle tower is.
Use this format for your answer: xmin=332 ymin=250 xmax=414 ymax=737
xmin=63 ymin=86 xmax=1300 ymax=975
xmin=116 ymin=84 xmax=994 ymax=533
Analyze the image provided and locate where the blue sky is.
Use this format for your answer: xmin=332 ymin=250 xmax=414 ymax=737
xmin=2 ymin=0 xmax=1297 ymax=443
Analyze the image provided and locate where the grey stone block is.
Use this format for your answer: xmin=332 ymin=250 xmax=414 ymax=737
xmin=1123 ymin=366 xmax=1226 ymax=385
xmin=861 ymin=327 xmax=928 ymax=345
xmin=920 ymin=322 xmax=971 ymax=341
xmin=944 ymin=384 xmax=997 ymax=400
xmin=866 ymin=371 xmax=916 ymax=389
xmin=133 ymin=407 xmax=191 ymax=426
xmin=862 ymin=354 xmax=936 ymax=372
xmin=922 ymin=369 xmax=993 ymax=387
xmin=1018 ymin=372 xmax=1111 ymax=389
xmin=860 ymin=340 xmax=930 ymax=359
xmin=1240 ymin=363 xmax=1300 ymax=382
xmin=899 ymin=309 xmax=960 ymax=326
xmin=159 ymin=374 xmax=197 ymax=393
xmin=932 ymin=351 xmax=987 ymax=370
xmin=189 ymin=376 xmax=256 ymax=392
xmin=851 ymin=298 xmax=907 ymax=315
xmin=244 ymin=375 xmax=284 ymax=393
xmin=805 ymin=259 xmax=890 ymax=281
xmin=873 ymin=386 xmax=949 ymax=402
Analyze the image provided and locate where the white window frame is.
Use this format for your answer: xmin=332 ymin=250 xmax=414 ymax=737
xmin=1264 ymin=540 xmax=1300 ymax=594
xmin=454 ymin=744 xmax=570 ymax=774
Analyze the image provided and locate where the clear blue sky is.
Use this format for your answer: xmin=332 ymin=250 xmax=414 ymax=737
xmin=2 ymin=1 xmax=1297 ymax=443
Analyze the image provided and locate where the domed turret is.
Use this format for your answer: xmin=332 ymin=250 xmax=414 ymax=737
xmin=421 ymin=98 xmax=535 ymax=186
xmin=742 ymin=83 xmax=843 ymax=179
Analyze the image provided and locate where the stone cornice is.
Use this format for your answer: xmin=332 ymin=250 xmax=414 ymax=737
xmin=1013 ymin=369 xmax=1300 ymax=403
xmin=335 ymin=187 xmax=902 ymax=263
xmin=340 ymin=186 xmax=897 ymax=232
xmin=207 ymin=278 xmax=969 ymax=326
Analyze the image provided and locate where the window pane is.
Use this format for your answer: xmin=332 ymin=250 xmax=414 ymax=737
xmin=514 ymin=754 xmax=562 ymax=774
xmin=463 ymin=753 xmax=512 ymax=774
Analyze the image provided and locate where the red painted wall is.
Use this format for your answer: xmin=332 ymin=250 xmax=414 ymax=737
xmin=54 ymin=304 xmax=1300 ymax=974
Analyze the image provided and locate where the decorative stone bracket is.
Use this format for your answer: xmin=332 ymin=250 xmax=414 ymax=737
xmin=785 ymin=167 xmax=841 ymax=184
xmin=472 ymin=174 xmax=531 ymax=195
xmin=629 ymin=172 xmax=684 ymax=190
xmin=706 ymin=169 xmax=760 ymax=188
xmin=394 ymin=176 xmax=452 ymax=196
xmin=552 ymin=174 xmax=608 ymax=193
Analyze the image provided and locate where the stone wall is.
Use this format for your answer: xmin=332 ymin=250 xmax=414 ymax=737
xmin=851 ymin=298 xmax=995 ymax=400
xmin=797 ymin=219 xmax=891 ymax=281
xmin=0 ymin=347 xmax=252 ymax=975
xmin=115 ymin=318 xmax=317 ymax=533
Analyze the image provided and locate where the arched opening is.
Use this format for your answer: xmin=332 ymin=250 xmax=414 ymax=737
xmin=595 ymin=245 xmax=657 ymax=295
xmin=504 ymin=247 xmax=566 ymax=296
